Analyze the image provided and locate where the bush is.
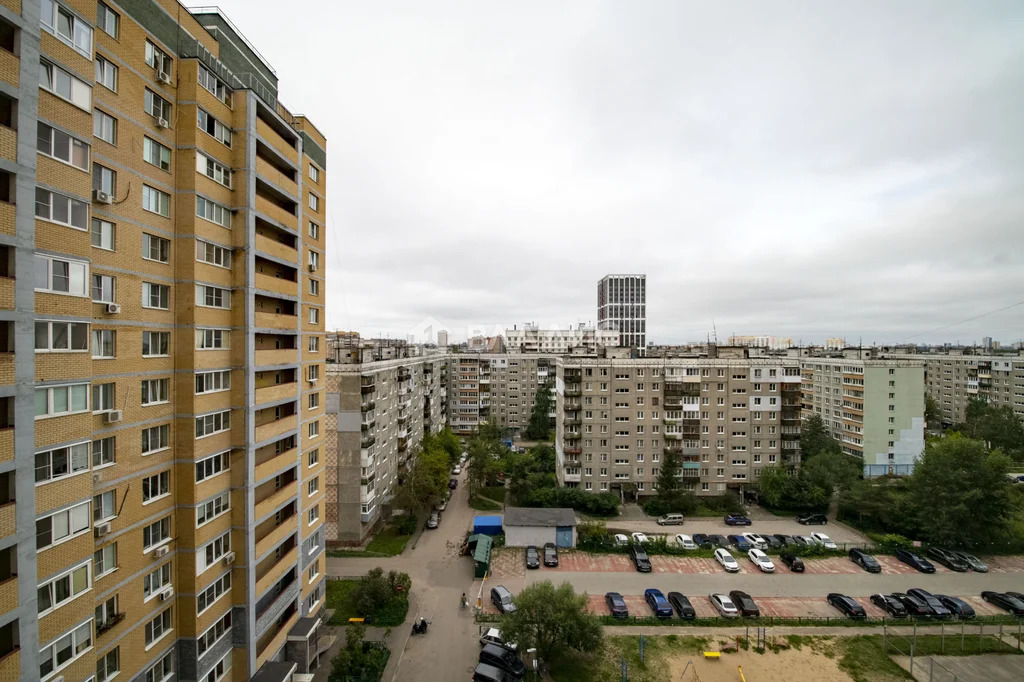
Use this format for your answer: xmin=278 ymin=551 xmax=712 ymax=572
xmin=328 ymin=623 xmax=391 ymax=682
xmin=868 ymin=533 xmax=913 ymax=554
xmin=521 ymin=487 xmax=620 ymax=516
xmin=351 ymin=568 xmax=411 ymax=624
xmin=394 ymin=514 xmax=418 ymax=535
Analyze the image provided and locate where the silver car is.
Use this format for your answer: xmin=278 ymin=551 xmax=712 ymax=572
xmin=709 ymin=593 xmax=740 ymax=617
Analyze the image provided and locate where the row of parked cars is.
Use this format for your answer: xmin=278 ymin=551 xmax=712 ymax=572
xmin=524 ymin=543 xmax=559 ymax=569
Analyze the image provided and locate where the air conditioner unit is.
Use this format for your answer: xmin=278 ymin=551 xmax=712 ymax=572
xmin=105 ymin=410 xmax=123 ymax=424
xmin=160 ymin=587 xmax=174 ymax=601
xmin=92 ymin=189 xmax=113 ymax=205
xmin=94 ymin=523 xmax=111 ymax=538
xmin=92 ymin=473 xmax=102 ymax=484
xmin=156 ymin=117 xmax=170 ymax=129
xmin=156 ymin=71 xmax=171 ymax=84
xmin=221 ymin=552 xmax=236 ymax=566
xmin=105 ymin=303 xmax=121 ymax=314
xmin=308 ymin=263 xmax=316 ymax=272
xmin=153 ymin=546 xmax=170 ymax=559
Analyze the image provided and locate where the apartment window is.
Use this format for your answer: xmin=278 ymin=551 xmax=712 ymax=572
xmin=142 ymin=282 xmax=170 ymax=309
xmin=94 ymin=542 xmax=117 ymax=577
xmin=197 ymin=284 xmax=230 ymax=309
xmin=197 ymin=109 xmax=232 ymax=146
xmin=92 ymin=437 xmax=114 ymax=468
xmin=95 ymin=56 xmax=118 ymax=91
xmin=144 ymin=607 xmax=173 ymax=647
xmin=35 ymin=442 xmax=89 ymax=484
xmin=37 ymin=122 xmax=90 ymax=170
xmin=309 ymin=164 xmax=320 ymax=182
xmin=308 ymin=249 xmax=320 ymax=270
xmin=145 ymin=40 xmax=172 ymax=75
xmin=142 ymin=185 xmax=170 ymax=216
xmin=140 ymin=378 xmax=169 ymax=406
xmin=309 ymin=278 xmax=320 ymax=296
xmin=142 ymin=517 xmax=171 ymax=551
xmin=198 ymin=532 xmax=231 ymax=574
xmin=196 ymin=451 xmax=230 ymax=482
xmin=35 ymin=383 xmax=89 ymax=418
xmin=144 ymin=89 xmax=171 ymax=121
xmin=97 ymin=2 xmax=119 ymax=38
xmin=97 ymin=647 xmax=120 ymax=682
xmin=39 ymin=621 xmax=93 ymax=680
xmin=309 ymin=561 xmax=320 ymax=583
xmin=309 ymin=392 xmax=320 ymax=410
xmin=92 ymin=329 xmax=114 ymax=358
xmin=36 ymin=501 xmax=90 ymax=550
xmin=143 ymin=137 xmax=171 ymax=171
xmin=197 ymin=151 xmax=232 ymax=187
xmin=308 ymin=364 xmax=320 ymax=382
xmin=308 ymin=476 xmax=320 ymax=496
xmin=197 ymin=328 xmax=229 ymax=349
xmin=196 ymin=491 xmax=230 ymax=526
xmin=198 ymin=573 xmax=231 ymax=616
xmin=309 ymin=307 xmax=319 ymax=325
xmin=144 ymin=650 xmax=174 ymax=682
xmin=141 ymin=424 xmax=170 ymax=454
xmin=90 ymin=218 xmax=115 ymax=250
xmin=198 ymin=65 xmax=231 ymax=105
xmin=196 ymin=239 xmax=232 ymax=268
xmin=309 ymin=420 xmax=320 ymax=439
xmin=308 ymin=448 xmax=319 ymax=467
xmin=141 ymin=331 xmax=169 ymax=357
xmin=35 ymin=188 xmax=89 ymax=230
xmin=308 ymin=336 xmax=320 ymax=352
xmin=95 ymin=595 xmax=118 ymax=630
xmin=196 ymin=410 xmax=231 ymax=438
xmin=309 ymin=220 xmax=319 ymax=239
xmin=196 ymin=370 xmax=230 ymax=394
xmin=197 ymin=612 xmax=231 ymax=658
xmin=41 ymin=0 xmax=93 ymax=53
xmin=35 ymin=320 xmax=89 ymax=352
xmin=40 ymin=59 xmax=92 ymax=110
xmin=93 ymin=490 xmax=116 ymax=521
xmin=92 ymin=274 xmax=115 ymax=303
xmin=308 ymin=505 xmax=320 ymax=525
xmin=196 ymin=195 xmax=232 ymax=228
xmin=308 ymin=192 xmax=320 ymax=211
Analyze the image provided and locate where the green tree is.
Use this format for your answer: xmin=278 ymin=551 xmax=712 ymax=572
xmin=656 ymin=451 xmax=682 ymax=503
xmin=799 ymin=413 xmax=840 ymax=461
xmin=907 ymin=435 xmax=1014 ymax=548
xmin=435 ymin=427 xmax=462 ymax=467
xmin=837 ymin=477 xmax=916 ymax=536
xmin=499 ymin=581 xmax=602 ymax=664
xmin=924 ymin=394 xmax=941 ymax=429
xmin=959 ymin=400 xmax=1024 ymax=460
xmin=392 ymin=442 xmax=449 ymax=513
xmin=525 ymin=379 xmax=555 ymax=441
xmin=803 ymin=447 xmax=861 ymax=494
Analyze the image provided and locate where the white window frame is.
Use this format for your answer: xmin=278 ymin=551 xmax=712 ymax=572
xmin=308 ymin=220 xmax=319 ymax=239
xmin=93 ymin=542 xmax=117 ymax=578
xmin=308 ymin=192 xmax=319 ymax=211
xmin=195 ymin=409 xmax=231 ymax=439
xmin=142 ymin=516 xmax=171 ymax=552
xmin=39 ymin=58 xmax=92 ymax=110
xmin=143 ymin=136 xmax=171 ymax=171
xmin=142 ymin=184 xmax=170 ymax=217
xmin=93 ymin=490 xmax=116 ymax=522
xmin=35 ymin=320 xmax=89 ymax=353
xmin=37 ymin=122 xmax=90 ymax=170
xmin=91 ymin=273 xmax=115 ymax=304
xmin=197 ymin=573 xmax=232 ymax=618
xmin=40 ymin=0 xmax=93 ymax=55
xmin=196 ymin=239 xmax=232 ymax=268
xmin=96 ymin=645 xmax=120 ymax=682
xmin=198 ymin=65 xmax=232 ymax=105
xmin=142 ymin=281 xmax=170 ymax=310
xmin=196 ymin=151 xmax=232 ymax=187
xmin=308 ymin=448 xmax=319 ymax=468
xmin=196 ymin=491 xmax=230 ymax=527
xmin=196 ymin=283 xmax=231 ymax=309
xmin=308 ymin=420 xmax=319 ymax=439
xmin=144 ymin=607 xmax=173 ymax=649
xmin=141 ymin=377 xmax=170 ymax=406
xmin=92 ymin=382 xmax=115 ymax=413
xmin=144 ymin=650 xmax=174 ymax=682
xmin=308 ymin=336 xmax=320 ymax=352
xmin=141 ymin=471 xmax=170 ymax=503
xmin=196 ymin=195 xmax=232 ymax=228
xmin=39 ymin=619 xmax=93 ymax=681
xmin=97 ymin=2 xmax=119 ymax=38
xmin=143 ymin=562 xmax=172 ymax=601
xmin=309 ymin=164 xmax=320 ymax=182
xmin=195 ymin=369 xmax=231 ymax=395
xmin=35 ymin=188 xmax=89 ymax=231
xmin=144 ymin=89 xmax=171 ymax=121
xmin=93 ymin=109 xmax=117 ymax=144
xmin=197 ymin=327 xmax=230 ymax=350
xmin=308 ymin=505 xmax=319 ymax=526
xmin=196 ymin=451 xmax=230 ymax=483
xmin=197 ymin=612 xmax=231 ymax=658
xmin=141 ymin=423 xmax=170 ymax=455
xmin=308 ymin=476 xmax=319 ymax=496
xmin=91 ymin=218 xmax=114 ymax=250
xmin=36 ymin=500 xmax=91 ymax=551
xmin=95 ymin=55 xmax=118 ymax=92
xmin=35 ymin=441 xmax=89 ymax=485
xmin=309 ymin=307 xmax=319 ymax=325
xmin=35 ymin=382 xmax=90 ymax=419
xmin=197 ymin=108 xmax=232 ymax=146
xmin=142 ymin=331 xmax=170 ymax=357
xmin=197 ymin=532 xmax=231 ymax=574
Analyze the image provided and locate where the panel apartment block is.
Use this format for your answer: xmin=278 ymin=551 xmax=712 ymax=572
xmin=0 ymin=2 xmax=327 ymax=681
xmin=446 ymin=353 xmax=558 ymax=437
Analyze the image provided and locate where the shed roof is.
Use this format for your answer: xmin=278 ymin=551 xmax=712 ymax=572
xmin=503 ymin=507 xmax=576 ymax=528
xmin=468 ymin=533 xmax=493 ymax=563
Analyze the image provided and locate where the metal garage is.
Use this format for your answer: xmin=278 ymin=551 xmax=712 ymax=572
xmin=502 ymin=507 xmax=576 ymax=548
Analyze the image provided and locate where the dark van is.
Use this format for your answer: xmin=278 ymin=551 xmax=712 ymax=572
xmin=479 ymin=643 xmax=526 ymax=678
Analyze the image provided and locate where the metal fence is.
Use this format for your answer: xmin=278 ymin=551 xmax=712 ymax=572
xmin=882 ymin=621 xmax=1024 ymax=681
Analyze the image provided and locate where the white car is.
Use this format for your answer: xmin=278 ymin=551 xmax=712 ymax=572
xmin=613 ymin=534 xmax=629 ymax=546
xmin=747 ymin=548 xmax=775 ymax=573
xmin=631 ymin=532 xmax=649 ymax=544
xmin=479 ymin=627 xmax=517 ymax=651
xmin=673 ymin=534 xmax=698 ymax=550
xmin=714 ymin=548 xmax=740 ymax=572
xmin=453 ymin=466 xmax=462 ymax=475
xmin=709 ymin=593 xmax=740 ymax=617
xmin=811 ymin=532 xmax=837 ymax=549
xmin=742 ymin=532 xmax=768 ymax=549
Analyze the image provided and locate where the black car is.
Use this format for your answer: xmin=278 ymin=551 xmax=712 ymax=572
xmin=667 ymin=592 xmax=696 ymax=620
xmin=629 ymin=544 xmax=652 ymax=572
xmin=764 ymin=535 xmax=784 ymax=549
xmin=927 ymin=547 xmax=969 ymax=572
xmin=1006 ymin=591 xmax=1024 ymax=603
xmin=479 ymin=643 xmax=526 ymax=679
xmin=605 ymin=592 xmax=628 ymax=619
xmin=870 ymin=593 xmax=908 ymax=618
xmin=982 ymin=591 xmax=1024 ymax=615
xmin=708 ymin=534 xmax=730 ymax=548
xmin=728 ymin=590 xmax=760 ymax=617
xmin=907 ymin=589 xmax=952 ymax=619
xmin=780 ymin=553 xmax=805 ymax=572
xmin=895 ymin=548 xmax=936 ymax=573
xmin=525 ymin=546 xmax=540 ymax=570
xmin=773 ymin=534 xmax=798 ymax=547
xmin=849 ymin=548 xmax=882 ymax=573
xmin=543 ymin=542 xmax=558 ymax=567
xmin=935 ymin=594 xmax=975 ymax=619
xmin=827 ymin=593 xmax=866 ymax=619
xmin=950 ymin=551 xmax=988 ymax=573
xmin=692 ymin=533 xmax=712 ymax=548
xmin=797 ymin=513 xmax=828 ymax=525
xmin=448 ymin=478 xmax=458 ymax=490
xmin=724 ymin=515 xmax=752 ymax=526
xmin=891 ymin=592 xmax=935 ymax=618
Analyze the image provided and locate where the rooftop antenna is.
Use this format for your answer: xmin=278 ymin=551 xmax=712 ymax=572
xmin=711 ymin=319 xmax=718 ymax=344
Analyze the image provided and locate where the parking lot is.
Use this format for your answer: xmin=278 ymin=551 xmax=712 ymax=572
xmin=615 ymin=514 xmax=871 ymax=544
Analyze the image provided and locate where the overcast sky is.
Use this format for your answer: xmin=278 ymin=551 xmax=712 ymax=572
xmin=199 ymin=1 xmax=1024 ymax=346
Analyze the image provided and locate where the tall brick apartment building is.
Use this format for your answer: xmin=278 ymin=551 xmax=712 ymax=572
xmin=0 ymin=2 xmax=327 ymax=681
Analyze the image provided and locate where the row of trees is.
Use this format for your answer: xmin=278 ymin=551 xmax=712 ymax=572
xmin=391 ymin=428 xmax=462 ymax=514
xmin=524 ymin=379 xmax=555 ymax=441
xmin=957 ymin=399 xmax=1024 ymax=461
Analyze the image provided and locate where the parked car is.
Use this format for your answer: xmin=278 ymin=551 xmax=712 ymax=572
xmin=631 ymin=532 xmax=650 ymax=544
xmin=780 ymin=553 xmax=805 ymax=572
xmin=907 ymin=589 xmax=952 ymax=619
xmin=797 ymin=513 xmax=828 ymax=525
xmin=1006 ymin=591 xmax=1024 ymax=603
xmin=728 ymin=534 xmax=752 ymax=551
xmin=479 ymin=643 xmax=526 ymax=678
xmin=438 ymin=499 xmax=448 ymax=511
xmin=935 ymin=595 xmax=976 ymax=619
xmin=667 ymin=592 xmax=696 ymax=619
xmin=605 ymin=592 xmax=629 ymax=619
xmin=543 ymin=543 xmax=558 ymax=567
xmin=714 ymin=548 xmax=740 ymax=572
xmin=657 ymin=513 xmax=686 ymax=526
xmin=810 ymin=532 xmax=838 ymax=549
xmin=774 ymin=534 xmax=798 ymax=547
xmin=472 ymin=662 xmax=513 ymax=682
xmin=794 ymin=535 xmax=817 ymax=547
xmin=891 ymin=592 xmax=934 ymax=618
xmin=764 ymin=535 xmax=784 ymax=549
xmin=709 ymin=593 xmax=740 ymax=618
xmin=729 ymin=590 xmax=760 ymax=617
xmin=630 ymin=544 xmax=652 ymax=572
xmin=870 ymin=593 xmax=908 ymax=618
xmin=525 ymin=546 xmax=540 ymax=570
xmin=613 ymin=533 xmax=629 ymax=546
xmin=827 ymin=593 xmax=866 ymax=619
xmin=849 ymin=548 xmax=882 ymax=573
xmin=453 ymin=466 xmax=462 ymax=475
xmin=427 ymin=511 xmax=440 ymax=529
xmin=950 ymin=551 xmax=988 ymax=573
xmin=673 ymin=534 xmax=698 ymax=550
xmin=448 ymin=478 xmax=458 ymax=490
xmin=490 ymin=586 xmax=516 ymax=614
xmin=645 ymin=589 xmax=674 ymax=618
xmin=742 ymin=532 xmax=768 ymax=549
xmin=748 ymin=548 xmax=775 ymax=573
xmin=479 ymin=627 xmax=517 ymax=651
xmin=895 ymin=548 xmax=936 ymax=573
xmin=724 ymin=514 xmax=752 ymax=526
xmin=927 ymin=547 xmax=969 ymax=572
xmin=982 ymin=591 xmax=1024 ymax=615
xmin=708 ymin=534 xmax=730 ymax=548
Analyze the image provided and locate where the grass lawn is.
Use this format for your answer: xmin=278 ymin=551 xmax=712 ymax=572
xmin=480 ymin=486 xmax=506 ymax=502
xmin=470 ymin=496 xmax=502 ymax=511
xmin=365 ymin=527 xmax=411 ymax=555
xmin=326 ymin=579 xmax=410 ymax=627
